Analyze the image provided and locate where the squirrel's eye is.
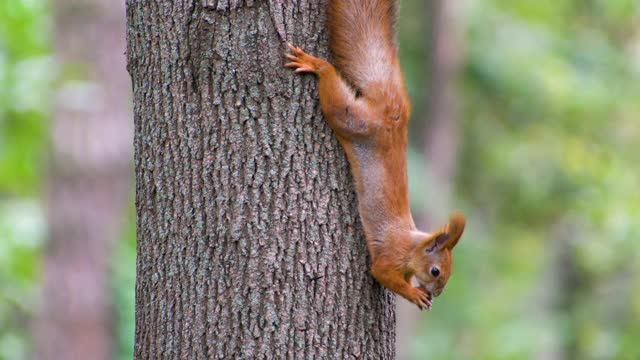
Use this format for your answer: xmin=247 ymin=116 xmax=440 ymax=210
xmin=430 ymin=267 xmax=440 ymax=277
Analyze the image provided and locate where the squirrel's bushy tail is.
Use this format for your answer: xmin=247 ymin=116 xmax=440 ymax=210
xmin=328 ymin=0 xmax=399 ymax=93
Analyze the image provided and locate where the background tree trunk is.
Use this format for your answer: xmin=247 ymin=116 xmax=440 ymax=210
xmin=35 ymin=0 xmax=132 ymax=359
xmin=127 ymin=1 xmax=395 ymax=358
xmin=396 ymin=1 xmax=463 ymax=358
xmin=422 ymin=0 xmax=462 ymax=224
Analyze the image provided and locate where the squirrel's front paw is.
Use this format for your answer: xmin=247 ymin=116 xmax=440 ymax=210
xmin=406 ymin=287 xmax=433 ymax=311
xmin=284 ymin=43 xmax=323 ymax=74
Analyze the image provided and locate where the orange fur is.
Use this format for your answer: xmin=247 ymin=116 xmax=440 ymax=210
xmin=285 ymin=0 xmax=466 ymax=310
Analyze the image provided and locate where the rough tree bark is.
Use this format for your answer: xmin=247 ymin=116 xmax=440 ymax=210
xmin=35 ymin=0 xmax=132 ymax=359
xmin=127 ymin=1 xmax=395 ymax=359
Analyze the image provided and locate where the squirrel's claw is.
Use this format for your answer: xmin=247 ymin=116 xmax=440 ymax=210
xmin=408 ymin=286 xmax=432 ymax=311
xmin=287 ymin=42 xmax=304 ymax=55
xmin=284 ymin=43 xmax=320 ymax=74
xmin=418 ymin=289 xmax=433 ymax=311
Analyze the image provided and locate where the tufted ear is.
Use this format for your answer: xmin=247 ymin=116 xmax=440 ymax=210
xmin=444 ymin=212 xmax=466 ymax=250
xmin=417 ymin=212 xmax=466 ymax=253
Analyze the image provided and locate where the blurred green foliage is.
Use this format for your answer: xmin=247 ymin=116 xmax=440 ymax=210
xmin=0 ymin=0 xmax=50 ymax=359
xmin=110 ymin=204 xmax=136 ymax=360
xmin=0 ymin=1 xmax=137 ymax=359
xmin=1 ymin=0 xmax=639 ymax=359
xmin=400 ymin=0 xmax=640 ymax=359
xmin=0 ymin=0 xmax=50 ymax=195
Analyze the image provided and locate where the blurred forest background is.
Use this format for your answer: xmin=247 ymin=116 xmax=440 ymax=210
xmin=1 ymin=0 xmax=639 ymax=359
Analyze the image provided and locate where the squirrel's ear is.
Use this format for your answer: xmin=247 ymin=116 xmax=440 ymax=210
xmin=417 ymin=231 xmax=449 ymax=253
xmin=444 ymin=212 xmax=466 ymax=250
xmin=418 ymin=212 xmax=466 ymax=252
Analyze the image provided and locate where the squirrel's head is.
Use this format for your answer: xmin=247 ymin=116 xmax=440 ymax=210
xmin=409 ymin=213 xmax=466 ymax=300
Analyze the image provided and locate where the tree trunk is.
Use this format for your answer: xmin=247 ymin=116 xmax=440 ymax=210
xmin=127 ymin=1 xmax=395 ymax=359
xmin=35 ymin=0 xmax=132 ymax=359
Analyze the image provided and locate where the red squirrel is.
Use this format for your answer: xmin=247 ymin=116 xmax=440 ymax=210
xmin=285 ymin=0 xmax=466 ymax=310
